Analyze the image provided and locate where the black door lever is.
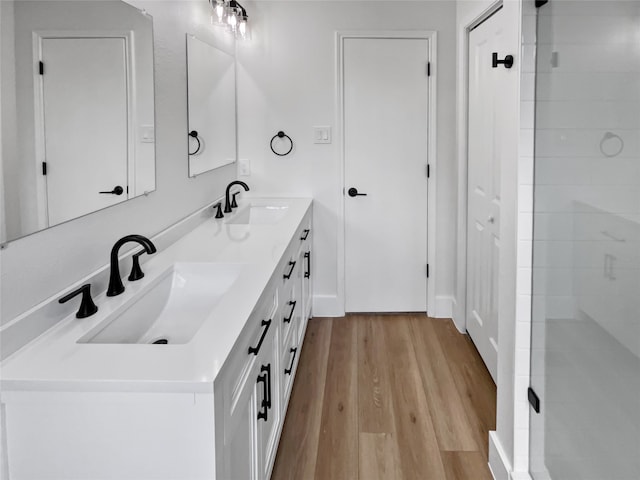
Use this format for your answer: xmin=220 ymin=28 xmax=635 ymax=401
xmin=99 ymin=186 xmax=124 ymax=195
xmin=348 ymin=187 xmax=367 ymax=197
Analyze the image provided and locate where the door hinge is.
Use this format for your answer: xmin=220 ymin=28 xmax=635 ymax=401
xmin=426 ymin=164 xmax=431 ymax=178
xmin=528 ymin=387 xmax=540 ymax=413
xmin=427 ymin=62 xmax=431 ymax=77
xmin=126 ymin=186 xmax=129 ymax=194
xmin=42 ymin=162 xmax=47 ymax=175
xmin=39 ymin=61 xmax=44 ymax=75
xmin=426 ymin=264 xmax=430 ymax=278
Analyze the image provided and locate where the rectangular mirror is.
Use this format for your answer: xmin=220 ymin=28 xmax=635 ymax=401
xmin=186 ymin=34 xmax=237 ymax=177
xmin=0 ymin=0 xmax=155 ymax=245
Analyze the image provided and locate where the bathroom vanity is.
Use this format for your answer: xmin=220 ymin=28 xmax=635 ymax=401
xmin=0 ymin=197 xmax=312 ymax=480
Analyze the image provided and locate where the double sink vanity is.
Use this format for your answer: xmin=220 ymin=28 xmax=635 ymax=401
xmin=1 ymin=196 xmax=313 ymax=480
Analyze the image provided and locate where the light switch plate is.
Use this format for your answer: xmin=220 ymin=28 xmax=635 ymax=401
xmin=313 ymin=126 xmax=331 ymax=144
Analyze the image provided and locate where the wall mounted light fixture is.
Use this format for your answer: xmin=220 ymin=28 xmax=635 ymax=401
xmin=210 ymin=0 xmax=249 ymax=39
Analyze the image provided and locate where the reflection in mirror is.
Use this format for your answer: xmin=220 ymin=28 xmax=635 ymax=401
xmin=186 ymin=34 xmax=236 ymax=177
xmin=0 ymin=0 xmax=155 ymax=245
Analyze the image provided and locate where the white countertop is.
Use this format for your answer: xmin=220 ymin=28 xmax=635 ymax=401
xmin=0 ymin=198 xmax=312 ymax=394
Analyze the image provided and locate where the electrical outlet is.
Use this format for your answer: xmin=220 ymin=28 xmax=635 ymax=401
xmin=238 ymin=158 xmax=251 ymax=176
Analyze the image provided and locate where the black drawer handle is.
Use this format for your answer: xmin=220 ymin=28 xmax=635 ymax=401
xmin=257 ymin=363 xmax=271 ymax=421
xmin=304 ymin=251 xmax=311 ymax=279
xmin=283 ymin=300 xmax=297 ymax=324
xmin=283 ymin=260 xmax=296 ymax=279
xmin=248 ymin=319 xmax=271 ymax=355
xmin=285 ymin=348 xmax=298 ymax=375
xmin=300 ymin=229 xmax=310 ymax=241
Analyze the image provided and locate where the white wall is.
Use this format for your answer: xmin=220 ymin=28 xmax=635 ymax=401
xmin=236 ymin=0 xmax=457 ymax=316
xmin=1 ymin=0 xmax=18 ymax=239
xmin=0 ymin=1 xmax=236 ymax=324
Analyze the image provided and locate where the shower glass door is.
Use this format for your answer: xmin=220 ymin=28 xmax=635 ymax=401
xmin=529 ymin=1 xmax=640 ymax=478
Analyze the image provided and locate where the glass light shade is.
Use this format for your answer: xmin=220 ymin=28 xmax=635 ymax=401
xmin=227 ymin=10 xmax=238 ymax=28
xmin=214 ymin=0 xmax=225 ymax=22
xmin=238 ymin=18 xmax=249 ymax=39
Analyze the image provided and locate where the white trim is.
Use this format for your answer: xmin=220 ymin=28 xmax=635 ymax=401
xmin=511 ymin=473 xmax=534 ymax=480
xmin=455 ymin=1 xmax=503 ymax=333
xmin=312 ymin=294 xmax=342 ymax=318
xmin=489 ymin=431 xmax=512 ymax=480
xmin=434 ymin=295 xmax=454 ymax=319
xmin=336 ymin=30 xmax=438 ymax=316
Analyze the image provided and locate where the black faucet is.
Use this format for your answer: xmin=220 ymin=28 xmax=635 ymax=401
xmin=107 ymin=234 xmax=157 ymax=297
xmin=224 ymin=180 xmax=250 ymax=213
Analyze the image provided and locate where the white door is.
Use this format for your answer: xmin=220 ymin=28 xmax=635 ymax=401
xmin=466 ymin=9 xmax=509 ymax=382
xmin=41 ymin=37 xmax=129 ymax=227
xmin=344 ymin=37 xmax=429 ymax=313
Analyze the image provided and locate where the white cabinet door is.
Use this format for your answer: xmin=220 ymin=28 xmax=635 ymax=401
xmin=221 ymin=359 xmax=259 ymax=480
xmin=297 ymin=246 xmax=310 ymax=344
xmin=256 ymin=324 xmax=280 ymax=480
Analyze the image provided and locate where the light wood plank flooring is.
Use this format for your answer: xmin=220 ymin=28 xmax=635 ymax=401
xmin=271 ymin=314 xmax=496 ymax=480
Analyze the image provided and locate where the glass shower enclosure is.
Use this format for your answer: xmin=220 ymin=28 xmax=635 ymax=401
xmin=529 ymin=1 xmax=640 ymax=478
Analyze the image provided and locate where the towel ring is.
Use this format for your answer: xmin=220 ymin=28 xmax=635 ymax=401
xmin=270 ymin=131 xmax=293 ymax=156
xmin=599 ymin=131 xmax=624 ymax=158
xmin=188 ymin=130 xmax=201 ymax=156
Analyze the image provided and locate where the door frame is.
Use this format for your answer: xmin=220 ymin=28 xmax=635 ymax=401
xmin=455 ymin=1 xmax=503 ymax=332
xmin=336 ymin=30 xmax=437 ymax=316
xmin=32 ymin=30 xmax=135 ymax=228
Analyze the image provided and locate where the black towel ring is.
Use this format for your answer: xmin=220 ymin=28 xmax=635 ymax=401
xmin=188 ymin=130 xmax=201 ymax=156
xmin=270 ymin=131 xmax=293 ymax=156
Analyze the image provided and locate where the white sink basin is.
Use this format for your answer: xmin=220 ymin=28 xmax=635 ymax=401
xmin=226 ymin=204 xmax=289 ymax=225
xmin=78 ymin=262 xmax=244 ymax=345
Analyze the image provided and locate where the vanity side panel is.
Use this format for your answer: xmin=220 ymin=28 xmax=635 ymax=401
xmin=3 ymin=391 xmax=215 ymax=479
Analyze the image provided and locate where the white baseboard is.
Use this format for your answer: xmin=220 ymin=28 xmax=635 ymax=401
xmin=313 ymin=294 xmax=459 ymax=320
xmin=449 ymin=296 xmax=466 ymax=333
xmin=312 ymin=294 xmax=343 ymax=317
xmin=489 ymin=431 xmax=511 ymax=480
xmin=433 ymin=295 xmax=454 ymax=319
xmin=511 ymin=473 xmax=533 ymax=480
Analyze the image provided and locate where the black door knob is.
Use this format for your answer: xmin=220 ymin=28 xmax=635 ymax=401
xmin=99 ymin=186 xmax=124 ymax=195
xmin=348 ymin=187 xmax=367 ymax=197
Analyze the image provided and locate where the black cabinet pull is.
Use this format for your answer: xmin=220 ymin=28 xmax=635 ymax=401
xmin=304 ymin=251 xmax=311 ymax=279
xmin=285 ymin=348 xmax=298 ymax=375
xmin=264 ymin=363 xmax=272 ymax=409
xmin=283 ymin=260 xmax=296 ymax=279
xmin=300 ymin=229 xmax=310 ymax=241
xmin=283 ymin=301 xmax=297 ymax=324
xmin=257 ymin=364 xmax=271 ymax=422
xmin=248 ymin=319 xmax=271 ymax=355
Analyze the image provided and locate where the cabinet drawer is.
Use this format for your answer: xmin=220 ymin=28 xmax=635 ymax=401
xmin=219 ymin=289 xmax=277 ymax=420
xmin=281 ymin=327 xmax=299 ymax=407
xmin=280 ymin=283 xmax=297 ymax=346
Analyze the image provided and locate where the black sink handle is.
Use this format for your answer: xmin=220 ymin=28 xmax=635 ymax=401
xmin=59 ymin=284 xmax=98 ymax=318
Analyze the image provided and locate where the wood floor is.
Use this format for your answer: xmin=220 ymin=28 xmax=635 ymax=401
xmin=271 ymin=314 xmax=496 ymax=480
